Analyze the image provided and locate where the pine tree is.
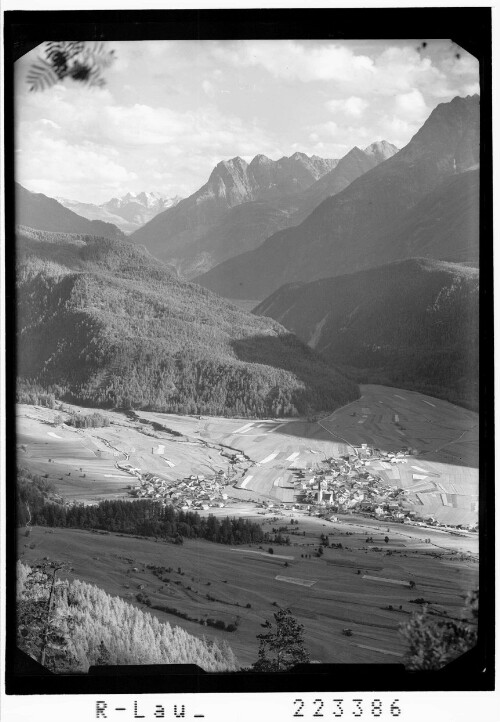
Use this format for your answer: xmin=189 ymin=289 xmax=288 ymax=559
xmin=253 ymin=608 xmax=310 ymax=672
xmin=399 ymin=590 xmax=478 ymax=670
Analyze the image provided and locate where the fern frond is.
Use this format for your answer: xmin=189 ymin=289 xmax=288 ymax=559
xmin=26 ymin=58 xmax=59 ymax=92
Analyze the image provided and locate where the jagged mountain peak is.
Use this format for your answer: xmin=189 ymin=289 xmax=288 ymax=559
xmin=400 ymin=93 xmax=479 ymax=170
xmin=249 ymin=153 xmax=273 ymax=166
xmin=197 ymin=94 xmax=480 ymax=301
xmin=419 ymin=93 xmax=478 ymax=127
xmin=219 ymin=156 xmax=248 ymax=169
xmin=342 ymin=145 xmax=364 ymax=157
xmin=363 ymin=140 xmax=399 ymax=159
xmin=209 ymin=156 xmax=249 ymax=182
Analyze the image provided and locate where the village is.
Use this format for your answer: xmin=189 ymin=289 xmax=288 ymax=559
xmin=293 ymin=445 xmax=420 ymax=523
xmin=125 ymin=464 xmax=232 ymax=511
xmin=124 ymin=442 xmax=478 ymax=533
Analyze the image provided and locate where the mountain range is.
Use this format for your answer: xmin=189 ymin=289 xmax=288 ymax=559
xmin=14 ymin=93 xmax=480 ymax=414
xmin=57 ymin=191 xmax=182 ymax=234
xmin=254 ymin=257 xmax=479 ymax=410
xmin=15 ymin=183 xmax=125 ymax=240
xmin=16 ymin=227 xmax=359 ymax=417
xmin=129 ymin=142 xmax=397 ymax=278
xmin=197 ymin=95 xmax=479 ymax=300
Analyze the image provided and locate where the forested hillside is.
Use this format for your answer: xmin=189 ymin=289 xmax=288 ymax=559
xmin=17 ymin=471 xmax=271 ymax=544
xmin=17 ymin=561 xmax=238 ymax=673
xmin=16 ymin=229 xmax=359 ymax=417
xmin=254 ymin=258 xmax=479 ymax=410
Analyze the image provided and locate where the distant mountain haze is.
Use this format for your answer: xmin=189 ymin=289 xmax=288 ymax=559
xmin=197 ymin=94 xmax=479 ymax=300
xmin=56 ymin=191 xmax=182 ymax=234
xmin=130 ymin=144 xmax=396 ymax=278
xmin=15 ymin=183 xmax=124 ymax=240
xmin=254 ymin=257 xmax=479 ymax=410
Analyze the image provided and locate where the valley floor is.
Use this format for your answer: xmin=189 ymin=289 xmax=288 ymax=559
xmin=16 ymin=383 xmax=479 ymax=527
xmin=15 ymin=384 xmax=479 ymax=668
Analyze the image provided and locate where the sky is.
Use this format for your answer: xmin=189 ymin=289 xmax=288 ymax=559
xmin=15 ymin=39 xmax=479 ymax=204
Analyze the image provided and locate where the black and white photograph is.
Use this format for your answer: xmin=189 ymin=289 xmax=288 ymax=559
xmin=2 ymin=6 xmax=494 ymax=714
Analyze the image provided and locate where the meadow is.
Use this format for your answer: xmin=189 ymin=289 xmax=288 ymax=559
xmin=19 ymin=518 xmax=478 ymax=668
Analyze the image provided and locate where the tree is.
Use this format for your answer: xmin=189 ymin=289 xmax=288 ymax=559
xmin=95 ymin=640 xmax=112 ymax=666
xmin=399 ymin=590 xmax=478 ymax=670
xmin=26 ymin=41 xmax=116 ymax=92
xmin=253 ymin=608 xmax=310 ymax=672
xmin=17 ymin=560 xmax=76 ymax=672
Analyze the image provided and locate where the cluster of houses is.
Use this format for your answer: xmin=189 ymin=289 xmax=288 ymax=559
xmin=124 ymin=463 xmax=230 ymax=511
xmin=290 ymin=445 xmax=420 ymax=522
xmin=285 ymin=445 xmax=477 ymax=532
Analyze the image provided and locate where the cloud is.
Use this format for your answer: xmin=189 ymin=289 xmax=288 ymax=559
xmin=202 ymin=79 xmax=215 ymax=98
xmin=214 ymin=39 xmax=478 ymax=104
xmin=320 ymin=121 xmax=338 ymax=137
xmin=212 ymin=40 xmax=375 ymax=84
xmin=16 ymin=130 xmax=137 ymax=201
xmin=326 ymin=96 xmax=369 ymax=117
xmin=394 ymin=89 xmax=428 ymax=121
xmin=39 ymin=118 xmax=60 ymax=130
xmin=14 ymin=40 xmax=479 ymax=203
xmin=15 ymin=82 xmax=279 ymax=202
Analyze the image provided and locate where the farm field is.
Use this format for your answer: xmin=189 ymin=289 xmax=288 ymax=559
xmin=16 ymin=406 xmax=233 ymax=503
xmin=18 ymin=523 xmax=478 ymax=668
xmin=128 ymin=384 xmax=479 ymax=525
xmin=16 ymin=382 xmax=479 ymax=526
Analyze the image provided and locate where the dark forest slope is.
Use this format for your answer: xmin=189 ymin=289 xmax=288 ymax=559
xmin=16 ymin=228 xmax=359 ymax=417
xmin=254 ymin=258 xmax=479 ymax=409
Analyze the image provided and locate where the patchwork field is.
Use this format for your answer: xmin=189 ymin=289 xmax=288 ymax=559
xmin=17 ymin=382 xmax=479 ymax=527
xmin=16 ymin=407 xmax=233 ymax=503
xmin=19 ymin=521 xmax=478 ymax=668
xmin=320 ymin=384 xmax=478 ymax=467
xmin=16 ymin=385 xmax=479 ymax=669
xmin=317 ymin=385 xmax=479 ymax=527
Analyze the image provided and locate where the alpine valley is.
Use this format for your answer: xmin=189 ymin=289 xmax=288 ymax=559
xmin=14 ymin=83 xmax=481 ymax=676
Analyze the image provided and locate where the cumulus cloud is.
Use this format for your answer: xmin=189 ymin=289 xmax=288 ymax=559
xmin=15 ymin=82 xmax=279 ymax=202
xmin=16 ymin=131 xmax=137 ymax=201
xmin=212 ymin=40 xmax=375 ymax=84
xmin=326 ymin=96 xmax=369 ymax=117
xmin=14 ymin=39 xmax=479 ymax=203
xmin=394 ymin=89 xmax=429 ymax=121
xmin=214 ymin=39 xmax=478 ymax=103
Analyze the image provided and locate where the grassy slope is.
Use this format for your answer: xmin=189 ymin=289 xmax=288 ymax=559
xmin=16 ymin=229 xmax=359 ymax=417
xmin=19 ymin=525 xmax=478 ymax=667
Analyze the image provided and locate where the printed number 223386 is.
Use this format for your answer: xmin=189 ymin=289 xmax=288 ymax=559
xmin=293 ymin=699 xmax=402 ymax=718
